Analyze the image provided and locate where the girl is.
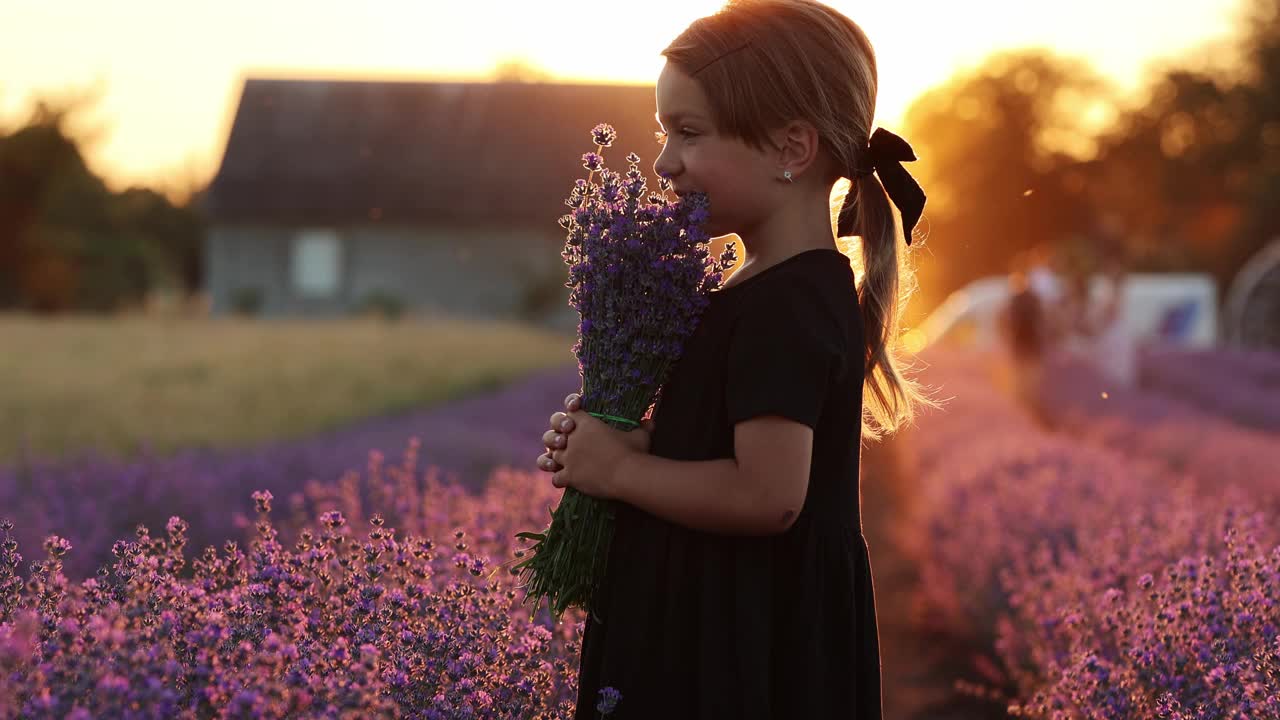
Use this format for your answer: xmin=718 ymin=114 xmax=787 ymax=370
xmin=536 ymin=1 xmax=938 ymax=717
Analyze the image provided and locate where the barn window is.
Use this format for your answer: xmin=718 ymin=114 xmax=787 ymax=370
xmin=291 ymin=229 xmax=342 ymax=297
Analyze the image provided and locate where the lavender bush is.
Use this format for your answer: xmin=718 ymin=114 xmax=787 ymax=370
xmin=900 ymin=351 xmax=1164 ymax=675
xmin=1137 ymin=345 xmax=1280 ymax=433
xmin=0 ymin=363 xmax=582 ymax=582
xmin=513 ymin=123 xmax=733 ymax=622
xmin=903 ymin=345 xmax=1280 ymax=718
xmin=1000 ymin=505 xmax=1280 ymax=719
xmin=0 ymin=440 xmax=603 ymax=719
xmin=1035 ymin=351 xmax=1279 ymax=495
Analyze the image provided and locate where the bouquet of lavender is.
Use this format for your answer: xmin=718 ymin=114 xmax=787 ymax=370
xmin=513 ymin=123 xmax=735 ymax=622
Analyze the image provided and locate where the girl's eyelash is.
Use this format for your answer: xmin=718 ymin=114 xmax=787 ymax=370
xmin=655 ymin=128 xmax=697 ymax=146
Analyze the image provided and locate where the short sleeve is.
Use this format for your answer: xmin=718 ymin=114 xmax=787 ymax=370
xmin=725 ymin=286 xmax=845 ymax=430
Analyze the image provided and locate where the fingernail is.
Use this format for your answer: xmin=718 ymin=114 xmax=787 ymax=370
xmin=562 ymin=420 xmax=572 ymax=430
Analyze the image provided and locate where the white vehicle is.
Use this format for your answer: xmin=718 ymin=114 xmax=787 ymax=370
xmin=912 ymin=272 xmax=1220 ymax=352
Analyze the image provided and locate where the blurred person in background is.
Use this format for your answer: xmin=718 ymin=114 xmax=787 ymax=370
xmin=1000 ymin=259 xmax=1051 ymax=425
xmin=1025 ymin=242 xmax=1068 ymax=351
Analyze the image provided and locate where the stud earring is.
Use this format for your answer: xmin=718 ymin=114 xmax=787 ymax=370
xmin=783 ymin=170 xmax=793 ymax=183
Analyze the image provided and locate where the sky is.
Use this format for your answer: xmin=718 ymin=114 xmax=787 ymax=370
xmin=1 ymin=0 xmax=1246 ymax=200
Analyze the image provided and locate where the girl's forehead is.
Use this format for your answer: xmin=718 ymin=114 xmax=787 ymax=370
xmin=655 ymin=64 xmax=711 ymax=121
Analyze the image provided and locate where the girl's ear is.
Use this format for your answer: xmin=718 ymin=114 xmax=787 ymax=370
xmin=770 ymin=119 xmax=822 ymax=177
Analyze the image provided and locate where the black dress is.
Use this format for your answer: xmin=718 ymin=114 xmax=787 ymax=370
xmin=573 ymin=247 xmax=883 ymax=720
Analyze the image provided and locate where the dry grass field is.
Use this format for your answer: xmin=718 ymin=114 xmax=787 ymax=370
xmin=0 ymin=313 xmax=577 ymax=465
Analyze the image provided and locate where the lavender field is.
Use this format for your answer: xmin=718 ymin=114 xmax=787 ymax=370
xmin=2 ymin=343 xmax=1279 ymax=718
xmin=1136 ymin=346 xmax=1280 ymax=433
xmin=1 ymin=361 xmax=584 ymax=582
xmin=896 ymin=345 xmax=1280 ymax=718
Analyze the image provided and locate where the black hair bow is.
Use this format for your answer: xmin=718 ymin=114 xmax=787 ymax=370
xmin=849 ymin=127 xmax=927 ymax=245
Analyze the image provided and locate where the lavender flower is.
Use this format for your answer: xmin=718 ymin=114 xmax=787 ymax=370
xmin=512 ymin=123 xmax=735 ymax=622
xmin=0 ymin=440 xmax=592 ymax=718
xmin=596 ymin=685 xmax=622 ymax=716
xmin=906 ymin=344 xmax=1280 ymax=718
xmin=590 ymin=123 xmax=617 ymax=147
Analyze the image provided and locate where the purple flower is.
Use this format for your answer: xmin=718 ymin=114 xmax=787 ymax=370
xmin=590 ymin=123 xmax=617 ymax=147
xmin=252 ymin=489 xmax=273 ymax=514
xmin=42 ymin=535 xmax=71 ymax=559
xmin=513 ymin=123 xmax=736 ymax=621
xmin=909 ymin=344 xmax=1280 ymax=719
xmin=596 ymin=685 xmax=622 ymax=715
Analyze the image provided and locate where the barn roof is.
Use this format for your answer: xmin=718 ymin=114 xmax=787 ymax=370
xmin=205 ymin=77 xmax=662 ymax=225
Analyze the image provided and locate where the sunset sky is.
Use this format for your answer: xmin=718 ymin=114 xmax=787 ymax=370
xmin=2 ymin=0 xmax=1245 ymax=199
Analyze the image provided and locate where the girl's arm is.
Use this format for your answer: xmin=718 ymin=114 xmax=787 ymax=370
xmin=608 ymin=453 xmax=786 ymax=537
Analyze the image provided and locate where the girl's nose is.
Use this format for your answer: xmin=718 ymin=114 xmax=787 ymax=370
xmin=654 ymin=156 xmax=678 ymax=185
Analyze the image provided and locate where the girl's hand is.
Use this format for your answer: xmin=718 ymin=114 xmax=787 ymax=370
xmin=537 ymin=393 xmax=584 ymax=474
xmin=535 ymin=393 xmax=656 ymax=499
xmin=549 ymin=409 xmax=650 ymax=499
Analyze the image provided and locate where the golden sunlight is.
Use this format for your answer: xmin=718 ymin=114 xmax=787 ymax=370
xmin=0 ymin=0 xmax=1239 ymax=193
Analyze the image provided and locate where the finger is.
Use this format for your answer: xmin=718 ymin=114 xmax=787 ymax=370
xmin=565 ymin=393 xmax=581 ymax=410
xmin=538 ymin=452 xmax=562 ymax=472
xmin=550 ymin=412 xmax=574 ymax=433
xmin=552 ymin=471 xmax=564 ymax=488
xmin=543 ymin=429 xmax=561 ymax=448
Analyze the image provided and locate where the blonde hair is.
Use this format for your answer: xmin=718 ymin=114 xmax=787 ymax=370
xmin=662 ymin=0 xmax=942 ymax=442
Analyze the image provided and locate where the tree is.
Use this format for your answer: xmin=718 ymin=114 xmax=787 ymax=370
xmin=900 ymin=49 xmax=1111 ymax=319
xmin=0 ymin=95 xmax=206 ymax=312
xmin=492 ymin=58 xmax=554 ymax=83
xmin=0 ymin=99 xmax=107 ymax=311
xmin=1233 ymin=0 xmax=1280 ymax=272
xmin=1084 ymin=0 xmax=1280 ymax=294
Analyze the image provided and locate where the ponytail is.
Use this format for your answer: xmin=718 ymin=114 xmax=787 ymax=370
xmin=836 ymin=175 xmax=943 ymax=443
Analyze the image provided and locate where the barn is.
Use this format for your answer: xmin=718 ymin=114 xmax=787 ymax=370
xmin=202 ymin=77 xmax=662 ymax=329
